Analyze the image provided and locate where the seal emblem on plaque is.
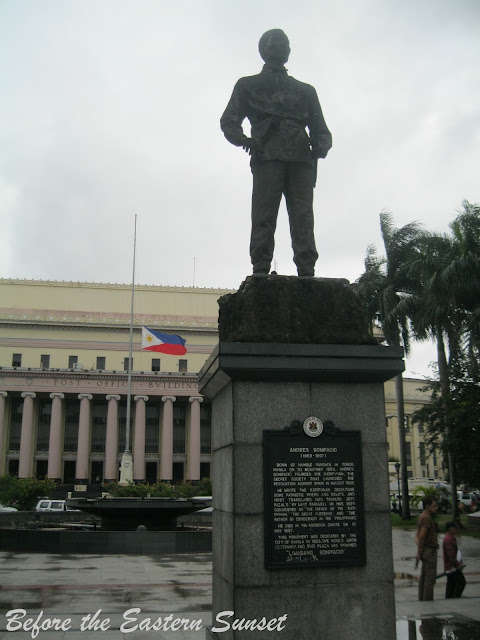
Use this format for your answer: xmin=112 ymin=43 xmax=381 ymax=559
xmin=303 ymin=416 xmax=323 ymax=437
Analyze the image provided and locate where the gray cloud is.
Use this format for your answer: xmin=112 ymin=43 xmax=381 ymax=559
xmin=1 ymin=0 xmax=479 ymax=376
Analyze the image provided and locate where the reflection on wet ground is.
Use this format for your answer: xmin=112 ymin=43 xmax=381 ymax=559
xmin=2 ymin=530 xmax=480 ymax=639
xmin=397 ymin=616 xmax=480 ymax=640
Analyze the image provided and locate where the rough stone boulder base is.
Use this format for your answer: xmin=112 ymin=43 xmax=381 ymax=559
xmin=218 ymin=275 xmax=376 ymax=345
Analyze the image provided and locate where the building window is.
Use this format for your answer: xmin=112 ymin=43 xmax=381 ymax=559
xmin=173 ymin=403 xmax=186 ymax=454
xmin=36 ymin=398 xmax=52 ymax=452
xmin=145 ymin=403 xmax=160 ymax=453
xmin=8 ymin=459 xmax=19 ymax=476
xmin=124 ymin=357 xmax=133 ymax=372
xmin=406 ymin=442 xmax=412 ymax=467
xmin=8 ymin=397 xmax=23 ymax=451
xmin=145 ymin=461 xmax=157 ymax=484
xmin=91 ymin=461 xmax=103 ymax=484
xmin=179 ymin=359 xmax=187 ymax=373
xmin=68 ymin=355 xmax=78 ymax=369
xmin=12 ymin=354 xmax=22 ymax=367
xmin=96 ymin=357 xmax=106 ymax=370
xmin=419 ymin=442 xmax=426 ymax=466
xmin=151 ymin=358 xmax=161 ymax=372
xmin=172 ymin=462 xmax=184 ymax=483
xmin=36 ymin=460 xmax=48 ymax=479
xmin=200 ymin=403 xmax=212 ymax=454
xmin=63 ymin=460 xmax=76 ymax=484
xmin=118 ymin=400 xmax=132 ymax=453
xmin=200 ymin=462 xmax=211 ymax=479
xmin=40 ymin=354 xmax=50 ymax=369
xmin=91 ymin=398 xmax=107 ymax=453
xmin=64 ymin=399 xmax=80 ymax=452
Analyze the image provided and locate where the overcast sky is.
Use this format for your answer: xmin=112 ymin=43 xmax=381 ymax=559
xmin=1 ymin=0 xmax=479 ymax=378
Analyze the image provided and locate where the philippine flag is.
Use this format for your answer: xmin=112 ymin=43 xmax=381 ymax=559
xmin=141 ymin=327 xmax=187 ymax=355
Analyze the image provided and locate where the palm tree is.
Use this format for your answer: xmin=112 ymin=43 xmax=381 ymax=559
xmin=439 ymin=201 xmax=480 ymax=355
xmin=411 ymin=484 xmax=449 ymax=511
xmin=407 ymin=201 xmax=480 ymax=520
xmin=359 ymin=202 xmax=479 ymax=522
xmin=357 ymin=212 xmax=424 ymax=519
xmin=355 ymin=244 xmax=386 ymax=338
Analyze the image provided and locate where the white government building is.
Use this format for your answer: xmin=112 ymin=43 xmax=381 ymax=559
xmin=0 ymin=279 xmax=443 ymax=486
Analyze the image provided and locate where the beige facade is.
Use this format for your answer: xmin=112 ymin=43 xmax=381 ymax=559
xmin=0 ymin=279 xmax=440 ymax=486
xmin=0 ymin=279 xmax=222 ymax=374
xmin=384 ymin=377 xmax=444 ymax=485
xmin=0 ymin=279 xmax=230 ymax=484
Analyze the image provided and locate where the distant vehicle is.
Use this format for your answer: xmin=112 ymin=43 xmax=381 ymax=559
xmin=457 ymin=491 xmax=478 ymax=513
xmin=0 ymin=503 xmax=18 ymax=512
xmin=35 ymin=499 xmax=80 ymax=513
xmin=190 ymin=496 xmax=213 ymax=514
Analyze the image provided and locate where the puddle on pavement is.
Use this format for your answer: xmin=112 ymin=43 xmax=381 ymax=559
xmin=396 ymin=616 xmax=480 ymax=639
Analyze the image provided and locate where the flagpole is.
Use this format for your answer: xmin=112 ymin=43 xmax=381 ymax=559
xmin=119 ymin=214 xmax=137 ymax=485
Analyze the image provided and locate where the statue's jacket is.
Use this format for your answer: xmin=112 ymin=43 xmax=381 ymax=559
xmin=220 ymin=64 xmax=332 ymax=165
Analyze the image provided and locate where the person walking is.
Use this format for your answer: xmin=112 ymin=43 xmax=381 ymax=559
xmin=416 ymin=496 xmax=439 ymax=601
xmin=443 ymin=520 xmax=466 ymax=598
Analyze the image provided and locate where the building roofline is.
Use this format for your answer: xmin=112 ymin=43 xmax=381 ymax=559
xmin=0 ymin=278 xmax=235 ymax=294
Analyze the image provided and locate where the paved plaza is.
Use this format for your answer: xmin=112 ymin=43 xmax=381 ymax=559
xmin=393 ymin=529 xmax=480 ymax=619
xmin=0 ymin=529 xmax=479 ymax=639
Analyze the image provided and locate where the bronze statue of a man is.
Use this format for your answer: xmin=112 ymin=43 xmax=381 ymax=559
xmin=221 ymin=29 xmax=332 ymax=277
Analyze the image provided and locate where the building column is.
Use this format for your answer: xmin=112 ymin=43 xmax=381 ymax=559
xmin=161 ymin=396 xmax=176 ymax=482
xmin=104 ymin=395 xmax=120 ymax=483
xmin=188 ymin=396 xmax=203 ymax=482
xmin=18 ymin=392 xmax=36 ymax=478
xmin=133 ymin=395 xmax=148 ymax=482
xmin=75 ymin=394 xmax=92 ymax=484
xmin=0 ymin=392 xmax=7 ymax=476
xmin=47 ymin=393 xmax=64 ymax=482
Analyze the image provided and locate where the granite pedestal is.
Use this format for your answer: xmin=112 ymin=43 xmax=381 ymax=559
xmin=199 ymin=277 xmax=404 ymax=639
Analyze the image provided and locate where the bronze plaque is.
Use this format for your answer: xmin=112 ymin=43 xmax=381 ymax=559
xmin=264 ymin=422 xmax=366 ymax=569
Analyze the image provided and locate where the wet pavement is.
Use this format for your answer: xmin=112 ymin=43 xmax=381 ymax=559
xmin=393 ymin=527 xmax=480 ymax=639
xmin=396 ymin=616 xmax=480 ymax=640
xmin=0 ymin=529 xmax=479 ymax=638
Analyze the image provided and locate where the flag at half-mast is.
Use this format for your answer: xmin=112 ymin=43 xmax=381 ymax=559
xmin=141 ymin=327 xmax=187 ymax=355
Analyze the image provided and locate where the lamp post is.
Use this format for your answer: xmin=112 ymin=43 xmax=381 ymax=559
xmin=394 ymin=461 xmax=402 ymax=517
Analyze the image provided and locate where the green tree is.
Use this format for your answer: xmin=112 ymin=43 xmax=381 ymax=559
xmin=405 ymin=232 xmax=461 ymax=517
xmin=407 ymin=201 xmax=480 ymax=518
xmin=410 ymin=484 xmax=449 ymax=510
xmin=359 ymin=201 xmax=479 ymax=522
xmin=357 ymin=212 xmax=424 ymax=519
xmin=443 ymin=201 xmax=480 ymax=341
xmin=104 ymin=479 xmax=212 ymax=499
xmin=0 ymin=476 xmax=56 ymax=510
xmin=413 ymin=356 xmax=480 ymax=490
